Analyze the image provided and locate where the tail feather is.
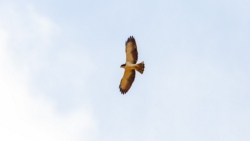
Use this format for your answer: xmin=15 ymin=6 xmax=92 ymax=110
xmin=136 ymin=61 xmax=145 ymax=74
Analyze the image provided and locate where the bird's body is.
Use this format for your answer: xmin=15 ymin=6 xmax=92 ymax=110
xmin=121 ymin=63 xmax=138 ymax=69
xmin=119 ymin=36 xmax=145 ymax=94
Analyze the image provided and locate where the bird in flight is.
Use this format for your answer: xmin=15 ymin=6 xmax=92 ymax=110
xmin=119 ymin=36 xmax=145 ymax=94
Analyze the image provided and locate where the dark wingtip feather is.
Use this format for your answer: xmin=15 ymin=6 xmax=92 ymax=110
xmin=119 ymin=86 xmax=127 ymax=95
xmin=125 ymin=36 xmax=136 ymax=45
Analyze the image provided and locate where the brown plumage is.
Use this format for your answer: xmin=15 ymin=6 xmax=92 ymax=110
xmin=119 ymin=70 xmax=135 ymax=94
xmin=119 ymin=36 xmax=145 ymax=94
xmin=125 ymin=36 xmax=138 ymax=64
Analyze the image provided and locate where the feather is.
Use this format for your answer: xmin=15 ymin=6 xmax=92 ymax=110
xmin=119 ymin=70 xmax=135 ymax=94
xmin=125 ymin=36 xmax=138 ymax=64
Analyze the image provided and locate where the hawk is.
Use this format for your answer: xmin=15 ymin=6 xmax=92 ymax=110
xmin=119 ymin=36 xmax=145 ymax=94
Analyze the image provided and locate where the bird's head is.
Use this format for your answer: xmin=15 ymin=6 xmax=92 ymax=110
xmin=120 ymin=64 xmax=126 ymax=68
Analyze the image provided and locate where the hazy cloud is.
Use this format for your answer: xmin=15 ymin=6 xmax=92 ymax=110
xmin=0 ymin=4 xmax=96 ymax=141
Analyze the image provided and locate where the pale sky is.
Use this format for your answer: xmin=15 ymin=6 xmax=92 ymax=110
xmin=0 ymin=0 xmax=250 ymax=141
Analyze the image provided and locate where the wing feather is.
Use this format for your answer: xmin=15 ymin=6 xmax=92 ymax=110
xmin=119 ymin=69 xmax=136 ymax=94
xmin=125 ymin=36 xmax=138 ymax=64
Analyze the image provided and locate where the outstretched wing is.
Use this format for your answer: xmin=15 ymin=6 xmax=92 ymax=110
xmin=119 ymin=69 xmax=136 ymax=94
xmin=125 ymin=36 xmax=138 ymax=64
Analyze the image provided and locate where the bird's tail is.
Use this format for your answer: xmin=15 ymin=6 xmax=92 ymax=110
xmin=136 ymin=61 xmax=145 ymax=74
